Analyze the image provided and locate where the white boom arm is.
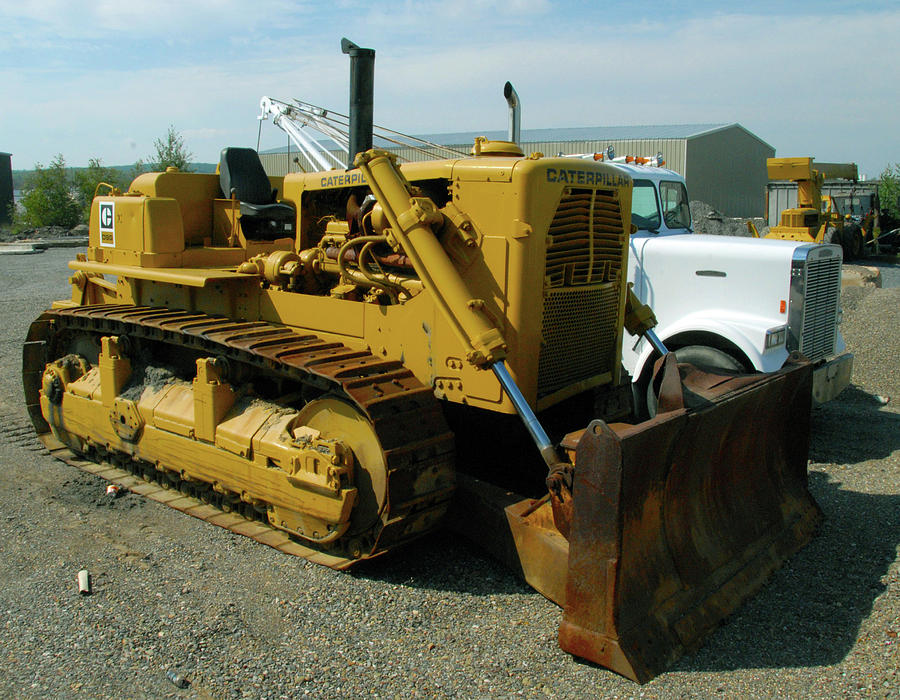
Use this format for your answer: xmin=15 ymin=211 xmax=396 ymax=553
xmin=259 ymin=97 xmax=346 ymax=171
xmin=259 ymin=96 xmax=467 ymax=172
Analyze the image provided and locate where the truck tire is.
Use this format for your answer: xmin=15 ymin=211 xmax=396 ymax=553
xmin=823 ymin=225 xmax=841 ymax=248
xmin=646 ymin=345 xmax=748 ymax=417
xmin=843 ymin=222 xmax=864 ymax=259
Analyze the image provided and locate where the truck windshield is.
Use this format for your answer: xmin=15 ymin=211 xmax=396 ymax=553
xmin=631 ymin=179 xmax=661 ymax=231
xmin=660 ymin=180 xmax=691 ymax=230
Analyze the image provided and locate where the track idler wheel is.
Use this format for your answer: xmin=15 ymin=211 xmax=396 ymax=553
xmin=295 ymin=397 xmax=388 ymax=551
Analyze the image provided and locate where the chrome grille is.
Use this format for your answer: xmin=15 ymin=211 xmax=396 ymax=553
xmin=537 ymin=284 xmax=620 ymax=398
xmin=799 ymin=254 xmax=842 ymax=360
xmin=545 ymin=189 xmax=625 ymax=288
xmin=788 ymin=246 xmax=842 ymax=362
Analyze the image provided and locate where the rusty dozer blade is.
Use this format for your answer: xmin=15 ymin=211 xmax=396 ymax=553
xmin=454 ymin=356 xmax=821 ymax=683
xmin=558 ymin=356 xmax=821 ymax=681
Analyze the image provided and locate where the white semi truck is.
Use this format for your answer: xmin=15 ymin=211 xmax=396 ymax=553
xmin=579 ymin=154 xmax=853 ymax=414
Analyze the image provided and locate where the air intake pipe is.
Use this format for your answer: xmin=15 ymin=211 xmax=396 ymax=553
xmin=341 ymin=38 xmax=375 ymax=168
xmin=503 ymin=81 xmax=520 ymax=145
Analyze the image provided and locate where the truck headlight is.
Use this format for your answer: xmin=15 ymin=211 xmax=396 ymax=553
xmin=765 ymin=325 xmax=787 ymax=349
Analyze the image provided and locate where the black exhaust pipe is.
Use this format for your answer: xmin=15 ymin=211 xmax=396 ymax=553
xmin=341 ymin=38 xmax=375 ymax=168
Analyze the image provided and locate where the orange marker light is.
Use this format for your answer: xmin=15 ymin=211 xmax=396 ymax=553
xmin=780 ymin=300 xmax=787 ymax=313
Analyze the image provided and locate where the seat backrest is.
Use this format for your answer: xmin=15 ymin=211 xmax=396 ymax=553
xmin=219 ymin=147 xmax=273 ymax=205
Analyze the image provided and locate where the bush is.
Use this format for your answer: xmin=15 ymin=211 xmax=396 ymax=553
xmin=879 ymin=163 xmax=900 ymax=220
xmin=73 ymin=158 xmax=127 ymax=222
xmin=17 ymin=154 xmax=81 ymax=229
xmin=149 ymin=126 xmax=193 ymax=172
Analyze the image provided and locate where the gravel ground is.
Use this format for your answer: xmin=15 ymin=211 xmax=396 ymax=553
xmin=0 ymin=248 xmax=897 ymax=699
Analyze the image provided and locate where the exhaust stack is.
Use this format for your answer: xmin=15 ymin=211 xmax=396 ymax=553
xmin=341 ymin=38 xmax=375 ymax=168
xmin=503 ymin=81 xmax=520 ymax=144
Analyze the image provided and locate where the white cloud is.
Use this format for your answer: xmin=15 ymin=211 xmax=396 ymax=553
xmin=3 ymin=4 xmax=898 ymax=177
xmin=4 ymin=0 xmax=308 ymax=36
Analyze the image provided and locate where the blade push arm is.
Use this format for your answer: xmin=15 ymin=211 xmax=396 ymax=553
xmin=353 ymin=149 xmax=507 ymax=367
xmin=353 ymin=150 xmax=568 ymax=475
xmin=624 ymin=284 xmax=669 ymax=356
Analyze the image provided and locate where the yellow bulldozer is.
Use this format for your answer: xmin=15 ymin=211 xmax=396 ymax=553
xmin=765 ymin=156 xmax=867 ymax=259
xmin=22 ymin=40 xmax=822 ymax=682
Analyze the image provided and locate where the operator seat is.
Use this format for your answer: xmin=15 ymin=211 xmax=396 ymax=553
xmin=219 ymin=147 xmax=295 ymax=239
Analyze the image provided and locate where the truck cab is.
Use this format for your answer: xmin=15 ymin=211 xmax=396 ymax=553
xmin=574 ymin=156 xmax=853 ymax=411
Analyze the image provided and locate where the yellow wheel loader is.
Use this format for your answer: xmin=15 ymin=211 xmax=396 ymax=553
xmin=765 ymin=156 xmax=866 ymax=260
xmin=22 ymin=40 xmax=821 ymax=683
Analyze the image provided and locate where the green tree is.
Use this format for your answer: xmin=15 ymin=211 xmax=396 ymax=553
xmin=73 ymin=158 xmax=126 ymax=222
xmin=879 ymin=163 xmax=900 ymax=220
xmin=149 ymin=125 xmax=193 ymax=171
xmin=18 ymin=154 xmax=81 ymax=228
xmin=129 ymin=159 xmax=147 ymax=182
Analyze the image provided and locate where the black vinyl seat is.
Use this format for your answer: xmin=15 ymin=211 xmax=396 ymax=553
xmin=219 ymin=147 xmax=295 ymax=239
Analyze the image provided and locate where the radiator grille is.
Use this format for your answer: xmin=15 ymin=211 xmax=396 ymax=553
xmin=799 ymin=254 xmax=842 ymax=361
xmin=545 ymin=189 xmax=625 ymax=288
xmin=537 ymin=284 xmax=620 ymax=398
xmin=537 ymin=188 xmax=627 ymax=399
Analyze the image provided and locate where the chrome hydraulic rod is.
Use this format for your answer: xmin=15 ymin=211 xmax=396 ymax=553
xmin=492 ymin=361 xmax=561 ymax=470
xmin=644 ymin=328 xmax=669 ymax=357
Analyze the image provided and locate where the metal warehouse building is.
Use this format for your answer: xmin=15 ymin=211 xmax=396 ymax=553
xmin=260 ymin=123 xmax=774 ymax=218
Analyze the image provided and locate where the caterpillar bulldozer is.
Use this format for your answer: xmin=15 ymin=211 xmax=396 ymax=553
xmin=22 ymin=40 xmax=821 ymax=682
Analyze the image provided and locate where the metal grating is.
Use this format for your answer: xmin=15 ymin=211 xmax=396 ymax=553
xmin=537 ymin=284 xmax=620 ymax=398
xmin=545 ymin=189 xmax=625 ymax=288
xmin=799 ymin=254 xmax=842 ymax=361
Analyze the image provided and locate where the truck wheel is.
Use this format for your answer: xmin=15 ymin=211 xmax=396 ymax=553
xmin=839 ymin=223 xmax=862 ymax=260
xmin=646 ymin=345 xmax=747 ymax=417
xmin=823 ymin=225 xmax=840 ymax=246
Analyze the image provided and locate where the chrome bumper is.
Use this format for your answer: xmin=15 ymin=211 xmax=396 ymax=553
xmin=812 ymin=353 xmax=853 ymax=404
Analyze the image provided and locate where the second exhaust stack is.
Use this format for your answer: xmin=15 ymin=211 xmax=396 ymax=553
xmin=504 ymin=81 xmax=520 ymax=144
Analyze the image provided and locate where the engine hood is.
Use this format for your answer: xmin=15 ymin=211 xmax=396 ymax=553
xmin=633 ymin=233 xmax=812 ymax=266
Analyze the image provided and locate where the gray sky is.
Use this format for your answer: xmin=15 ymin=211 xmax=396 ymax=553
xmin=2 ymin=0 xmax=897 ymax=178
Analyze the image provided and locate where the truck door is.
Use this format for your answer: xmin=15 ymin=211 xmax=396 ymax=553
xmin=628 ymin=178 xmax=662 ymax=303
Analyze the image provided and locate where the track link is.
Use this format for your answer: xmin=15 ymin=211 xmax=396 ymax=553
xmin=23 ymin=304 xmax=456 ymax=568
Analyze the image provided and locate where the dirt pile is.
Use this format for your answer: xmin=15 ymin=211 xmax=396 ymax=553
xmin=691 ymin=201 xmax=768 ymax=238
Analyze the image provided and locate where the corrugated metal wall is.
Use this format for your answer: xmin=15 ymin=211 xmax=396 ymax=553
xmin=523 ymin=138 xmax=688 ymax=174
xmin=767 ymin=183 xmax=797 ymax=226
xmin=685 ymin=128 xmax=773 ymax=218
xmin=260 ymin=127 xmax=771 ymax=217
xmin=260 ymin=138 xmax=688 ymax=177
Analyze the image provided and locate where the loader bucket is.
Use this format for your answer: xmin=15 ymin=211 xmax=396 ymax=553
xmin=558 ymin=358 xmax=821 ymax=682
xmin=451 ymin=358 xmax=821 ymax=682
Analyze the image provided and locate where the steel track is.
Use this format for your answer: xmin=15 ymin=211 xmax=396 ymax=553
xmin=23 ymin=304 xmax=456 ymax=568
